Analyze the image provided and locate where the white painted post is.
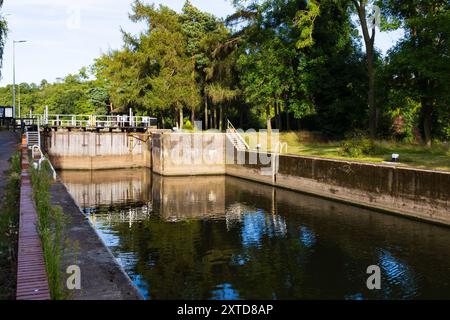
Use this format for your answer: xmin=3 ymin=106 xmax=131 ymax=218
xmin=129 ymin=108 xmax=133 ymax=127
xmin=45 ymin=105 xmax=49 ymax=125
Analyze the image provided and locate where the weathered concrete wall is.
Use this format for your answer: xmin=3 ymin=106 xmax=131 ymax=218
xmin=225 ymin=149 xmax=275 ymax=186
xmin=226 ymin=150 xmax=450 ymax=226
xmin=44 ymin=131 xmax=151 ymax=170
xmin=152 ymin=132 xmax=226 ymax=176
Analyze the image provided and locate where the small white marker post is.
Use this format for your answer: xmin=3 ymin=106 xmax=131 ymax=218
xmin=391 ymin=153 xmax=400 ymax=163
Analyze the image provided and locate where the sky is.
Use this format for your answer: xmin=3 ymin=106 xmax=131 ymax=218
xmin=0 ymin=0 xmax=403 ymax=86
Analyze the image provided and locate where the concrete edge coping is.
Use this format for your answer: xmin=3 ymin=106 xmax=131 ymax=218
xmin=53 ymin=175 xmax=145 ymax=300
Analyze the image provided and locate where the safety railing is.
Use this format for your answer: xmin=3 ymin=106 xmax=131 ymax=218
xmin=31 ymin=144 xmax=57 ymax=181
xmin=226 ymin=119 xmax=250 ymax=150
xmin=30 ymin=114 xmax=157 ymax=128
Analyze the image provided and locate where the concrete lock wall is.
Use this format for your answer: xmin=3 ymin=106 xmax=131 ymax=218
xmin=151 ymin=132 xmax=226 ymax=176
xmin=45 ymin=131 xmax=450 ymax=226
xmin=45 ymin=131 xmax=152 ymax=170
xmin=226 ymin=150 xmax=450 ymax=226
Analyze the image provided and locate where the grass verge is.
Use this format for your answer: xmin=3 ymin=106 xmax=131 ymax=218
xmin=0 ymin=152 xmax=21 ymax=300
xmin=30 ymin=160 xmax=67 ymax=300
xmin=243 ymin=131 xmax=450 ymax=171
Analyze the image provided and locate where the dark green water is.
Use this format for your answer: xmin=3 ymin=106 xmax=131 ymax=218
xmin=60 ymin=169 xmax=450 ymax=300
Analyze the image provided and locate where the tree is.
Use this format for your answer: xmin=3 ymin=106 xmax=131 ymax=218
xmin=205 ymin=83 xmax=239 ymax=131
xmin=180 ymin=0 xmax=231 ymax=129
xmin=383 ymin=0 xmax=450 ymax=145
xmin=352 ymin=0 xmax=381 ymax=138
xmin=238 ymin=39 xmax=302 ymax=133
xmin=96 ymin=1 xmax=200 ymax=129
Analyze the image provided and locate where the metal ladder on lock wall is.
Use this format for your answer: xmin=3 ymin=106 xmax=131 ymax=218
xmin=25 ymin=124 xmax=41 ymax=149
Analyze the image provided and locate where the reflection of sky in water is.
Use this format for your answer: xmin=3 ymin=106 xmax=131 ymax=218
xmin=116 ymin=252 xmax=138 ymax=271
xmin=231 ymin=253 xmax=250 ymax=266
xmin=210 ymin=283 xmax=240 ymax=300
xmin=95 ymin=224 xmax=120 ymax=247
xmin=97 ymin=226 xmax=151 ymax=299
xmin=379 ymin=250 xmax=418 ymax=299
xmin=299 ymin=226 xmax=316 ymax=249
xmin=130 ymin=274 xmax=150 ymax=300
xmin=241 ymin=210 xmax=287 ymax=248
xmin=241 ymin=210 xmax=266 ymax=247
xmin=345 ymin=293 xmax=365 ymax=300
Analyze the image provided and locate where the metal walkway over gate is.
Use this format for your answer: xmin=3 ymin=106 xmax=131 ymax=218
xmin=16 ymin=108 xmax=157 ymax=132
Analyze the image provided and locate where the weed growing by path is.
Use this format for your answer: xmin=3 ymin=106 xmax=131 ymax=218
xmin=0 ymin=152 xmax=21 ymax=300
xmin=30 ymin=160 xmax=67 ymax=300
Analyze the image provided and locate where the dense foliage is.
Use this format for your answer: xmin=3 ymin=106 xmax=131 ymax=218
xmin=0 ymin=0 xmax=448 ymax=143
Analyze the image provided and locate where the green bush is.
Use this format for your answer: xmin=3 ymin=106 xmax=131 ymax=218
xmin=183 ymin=119 xmax=194 ymax=131
xmin=340 ymin=131 xmax=375 ymax=157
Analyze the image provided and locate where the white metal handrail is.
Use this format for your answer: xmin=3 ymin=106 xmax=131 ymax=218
xmin=226 ymin=119 xmax=250 ymax=150
xmin=30 ymin=113 xmax=157 ymax=128
xmin=31 ymin=144 xmax=57 ymax=181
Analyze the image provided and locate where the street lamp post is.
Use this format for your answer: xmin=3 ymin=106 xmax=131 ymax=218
xmin=13 ymin=40 xmax=27 ymax=119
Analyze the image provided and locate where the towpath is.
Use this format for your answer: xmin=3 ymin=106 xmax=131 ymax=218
xmin=0 ymin=131 xmax=19 ymax=202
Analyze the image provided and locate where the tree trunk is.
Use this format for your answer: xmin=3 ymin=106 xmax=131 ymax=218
xmin=204 ymin=95 xmax=208 ymax=130
xmin=421 ymin=98 xmax=433 ymax=147
xmin=266 ymin=104 xmax=272 ymax=135
xmin=353 ymin=1 xmax=377 ymax=138
xmin=174 ymin=109 xmax=179 ymax=129
xmin=367 ymin=47 xmax=377 ymax=138
xmin=191 ymin=107 xmax=195 ymax=128
xmin=219 ymin=104 xmax=223 ymax=131
xmin=285 ymin=103 xmax=291 ymax=131
xmin=212 ymin=106 xmax=216 ymax=129
xmin=274 ymin=102 xmax=278 ymax=130
xmin=276 ymin=102 xmax=282 ymax=131
xmin=179 ymin=107 xmax=183 ymax=130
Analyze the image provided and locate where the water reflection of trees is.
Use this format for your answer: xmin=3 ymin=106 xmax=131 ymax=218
xmin=60 ymin=170 xmax=450 ymax=300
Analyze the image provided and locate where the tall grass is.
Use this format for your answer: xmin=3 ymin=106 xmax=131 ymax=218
xmin=0 ymin=152 xmax=21 ymax=300
xmin=30 ymin=160 xmax=66 ymax=300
